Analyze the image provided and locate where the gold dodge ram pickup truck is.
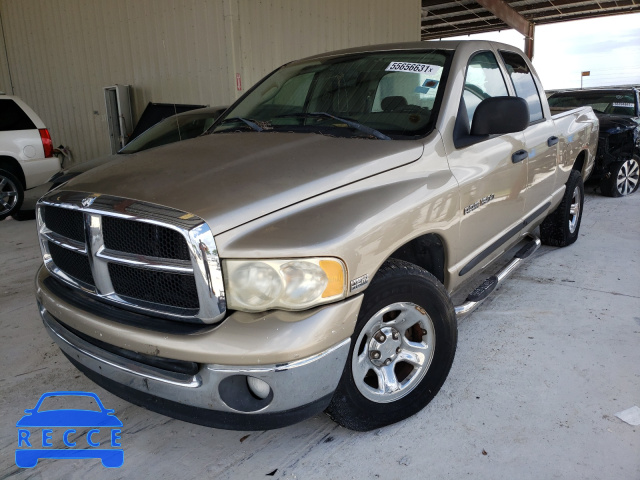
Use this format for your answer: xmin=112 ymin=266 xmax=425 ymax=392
xmin=34 ymin=41 xmax=598 ymax=431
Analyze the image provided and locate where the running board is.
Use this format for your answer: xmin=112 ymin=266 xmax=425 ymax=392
xmin=455 ymin=236 xmax=541 ymax=319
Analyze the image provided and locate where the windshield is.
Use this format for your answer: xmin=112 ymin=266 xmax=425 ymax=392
xmin=548 ymin=91 xmax=637 ymax=116
xmin=211 ymin=50 xmax=451 ymax=139
xmin=121 ymin=112 xmax=220 ymax=153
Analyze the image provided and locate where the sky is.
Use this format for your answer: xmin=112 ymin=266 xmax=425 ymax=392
xmin=447 ymin=12 xmax=640 ymax=90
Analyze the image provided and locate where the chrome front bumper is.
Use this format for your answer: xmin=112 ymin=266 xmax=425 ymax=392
xmin=39 ymin=299 xmax=353 ymax=430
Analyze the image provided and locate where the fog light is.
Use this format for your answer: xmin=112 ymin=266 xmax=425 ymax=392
xmin=247 ymin=377 xmax=271 ymax=400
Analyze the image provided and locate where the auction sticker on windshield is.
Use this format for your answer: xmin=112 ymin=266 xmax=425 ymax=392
xmin=385 ymin=62 xmax=441 ymax=74
xmin=15 ymin=391 xmax=123 ymax=469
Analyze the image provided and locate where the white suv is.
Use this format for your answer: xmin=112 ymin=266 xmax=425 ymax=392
xmin=1 ymin=94 xmax=60 ymax=220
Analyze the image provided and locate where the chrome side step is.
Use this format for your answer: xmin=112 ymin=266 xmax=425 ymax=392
xmin=455 ymin=236 xmax=541 ymax=319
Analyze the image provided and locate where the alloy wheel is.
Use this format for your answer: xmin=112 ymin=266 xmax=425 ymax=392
xmin=568 ymin=185 xmax=581 ymax=234
xmin=616 ymin=158 xmax=639 ymax=196
xmin=0 ymin=175 xmax=19 ymax=216
xmin=351 ymin=301 xmax=436 ymax=403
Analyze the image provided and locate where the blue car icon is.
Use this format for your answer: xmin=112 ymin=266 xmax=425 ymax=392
xmin=16 ymin=391 xmax=123 ymax=468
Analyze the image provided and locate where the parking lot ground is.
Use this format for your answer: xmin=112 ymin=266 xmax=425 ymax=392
xmin=1 ymin=188 xmax=639 ymax=480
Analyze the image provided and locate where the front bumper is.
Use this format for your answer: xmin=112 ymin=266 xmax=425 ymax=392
xmin=36 ymin=266 xmax=362 ymax=430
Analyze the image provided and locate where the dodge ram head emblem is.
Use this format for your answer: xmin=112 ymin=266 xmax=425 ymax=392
xmin=81 ymin=196 xmax=96 ymax=207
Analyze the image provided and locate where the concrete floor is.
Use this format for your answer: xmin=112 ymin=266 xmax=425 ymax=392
xmin=1 ymin=188 xmax=638 ymax=480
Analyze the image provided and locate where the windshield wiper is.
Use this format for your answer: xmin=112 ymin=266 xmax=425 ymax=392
xmin=276 ymin=112 xmax=391 ymax=140
xmin=218 ymin=117 xmax=263 ymax=132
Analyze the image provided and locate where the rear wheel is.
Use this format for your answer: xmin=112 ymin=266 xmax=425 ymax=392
xmin=325 ymin=259 xmax=457 ymax=431
xmin=600 ymin=156 xmax=639 ymax=197
xmin=540 ymin=169 xmax=584 ymax=247
xmin=0 ymin=170 xmax=24 ymax=221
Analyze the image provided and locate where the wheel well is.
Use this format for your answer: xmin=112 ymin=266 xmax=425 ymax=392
xmin=388 ymin=233 xmax=446 ymax=284
xmin=573 ymin=151 xmax=586 ymax=177
xmin=0 ymin=156 xmax=26 ymax=189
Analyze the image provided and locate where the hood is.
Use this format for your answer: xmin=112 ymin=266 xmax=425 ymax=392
xmin=594 ymin=113 xmax=640 ymax=134
xmin=49 ymin=154 xmax=120 ymax=186
xmin=64 ymin=154 xmax=120 ymax=175
xmin=63 ymin=133 xmax=424 ymax=234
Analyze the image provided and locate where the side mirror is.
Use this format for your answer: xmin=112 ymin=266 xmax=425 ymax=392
xmin=470 ymin=96 xmax=529 ymax=135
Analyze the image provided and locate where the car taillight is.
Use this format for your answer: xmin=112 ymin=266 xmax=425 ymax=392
xmin=39 ymin=129 xmax=53 ymax=158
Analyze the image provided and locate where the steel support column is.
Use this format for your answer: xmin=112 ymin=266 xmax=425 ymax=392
xmin=524 ymin=23 xmax=535 ymax=59
xmin=475 ymin=0 xmax=535 ymax=59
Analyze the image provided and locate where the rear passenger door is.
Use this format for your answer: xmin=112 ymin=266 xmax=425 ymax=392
xmin=499 ymin=50 xmax=558 ymax=220
xmin=446 ymin=51 xmax=528 ymax=277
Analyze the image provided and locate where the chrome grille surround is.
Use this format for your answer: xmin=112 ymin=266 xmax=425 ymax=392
xmin=37 ymin=190 xmax=226 ymax=324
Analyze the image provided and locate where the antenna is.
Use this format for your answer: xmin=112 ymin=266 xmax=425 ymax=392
xmin=163 ymin=38 xmax=182 ymax=141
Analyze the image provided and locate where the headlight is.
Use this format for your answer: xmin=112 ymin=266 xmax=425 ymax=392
xmin=224 ymin=258 xmax=346 ymax=311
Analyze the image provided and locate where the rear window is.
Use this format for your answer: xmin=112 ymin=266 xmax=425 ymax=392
xmin=0 ymin=99 xmax=37 ymax=131
xmin=548 ymin=91 xmax=637 ymax=116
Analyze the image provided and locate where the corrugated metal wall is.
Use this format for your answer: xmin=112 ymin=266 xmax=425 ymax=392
xmin=0 ymin=8 xmax=12 ymax=95
xmin=0 ymin=0 xmax=419 ymax=163
xmin=236 ymin=1 xmax=420 ymax=91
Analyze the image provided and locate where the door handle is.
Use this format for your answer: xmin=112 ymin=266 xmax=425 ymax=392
xmin=512 ymin=149 xmax=528 ymax=163
xmin=547 ymin=136 xmax=559 ymax=147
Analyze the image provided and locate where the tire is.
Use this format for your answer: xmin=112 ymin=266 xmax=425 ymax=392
xmin=540 ymin=169 xmax=584 ymax=247
xmin=0 ymin=169 xmax=24 ymax=221
xmin=11 ymin=209 xmax=36 ymax=221
xmin=325 ymin=259 xmax=457 ymax=431
xmin=600 ymin=156 xmax=639 ymax=197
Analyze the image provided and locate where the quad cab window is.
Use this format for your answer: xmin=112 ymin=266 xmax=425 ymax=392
xmin=462 ymin=51 xmax=509 ymax=132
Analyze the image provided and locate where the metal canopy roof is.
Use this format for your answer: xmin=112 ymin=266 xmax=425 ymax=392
xmin=421 ymin=0 xmax=640 ymax=40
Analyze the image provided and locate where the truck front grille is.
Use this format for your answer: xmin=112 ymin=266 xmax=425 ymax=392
xmin=108 ymin=263 xmax=199 ymax=310
xmin=44 ymin=205 xmax=85 ymax=242
xmin=48 ymin=241 xmax=95 ymax=286
xmin=37 ymin=192 xmax=227 ymax=324
xmin=103 ymin=215 xmax=191 ymax=260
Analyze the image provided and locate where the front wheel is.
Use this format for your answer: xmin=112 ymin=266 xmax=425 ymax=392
xmin=540 ymin=169 xmax=584 ymax=247
xmin=600 ymin=156 xmax=639 ymax=197
xmin=0 ymin=170 xmax=24 ymax=221
xmin=325 ymin=259 xmax=457 ymax=431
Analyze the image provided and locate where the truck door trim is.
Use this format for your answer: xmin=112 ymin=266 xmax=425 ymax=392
xmin=459 ymin=201 xmax=550 ymax=276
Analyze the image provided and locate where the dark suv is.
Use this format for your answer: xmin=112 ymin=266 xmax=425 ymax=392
xmin=548 ymin=87 xmax=639 ymax=197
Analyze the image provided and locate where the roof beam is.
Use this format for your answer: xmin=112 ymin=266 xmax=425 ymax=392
xmin=421 ymin=0 xmax=459 ymax=7
xmin=420 ymin=0 xmax=640 ymax=46
xmin=529 ymin=6 xmax=640 ymax=24
xmin=474 ymin=0 xmax=532 ymax=37
xmin=422 ymin=12 xmax=494 ymax=28
xmin=422 ymin=18 xmax=505 ymax=34
xmin=421 ymin=24 xmax=509 ymax=40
